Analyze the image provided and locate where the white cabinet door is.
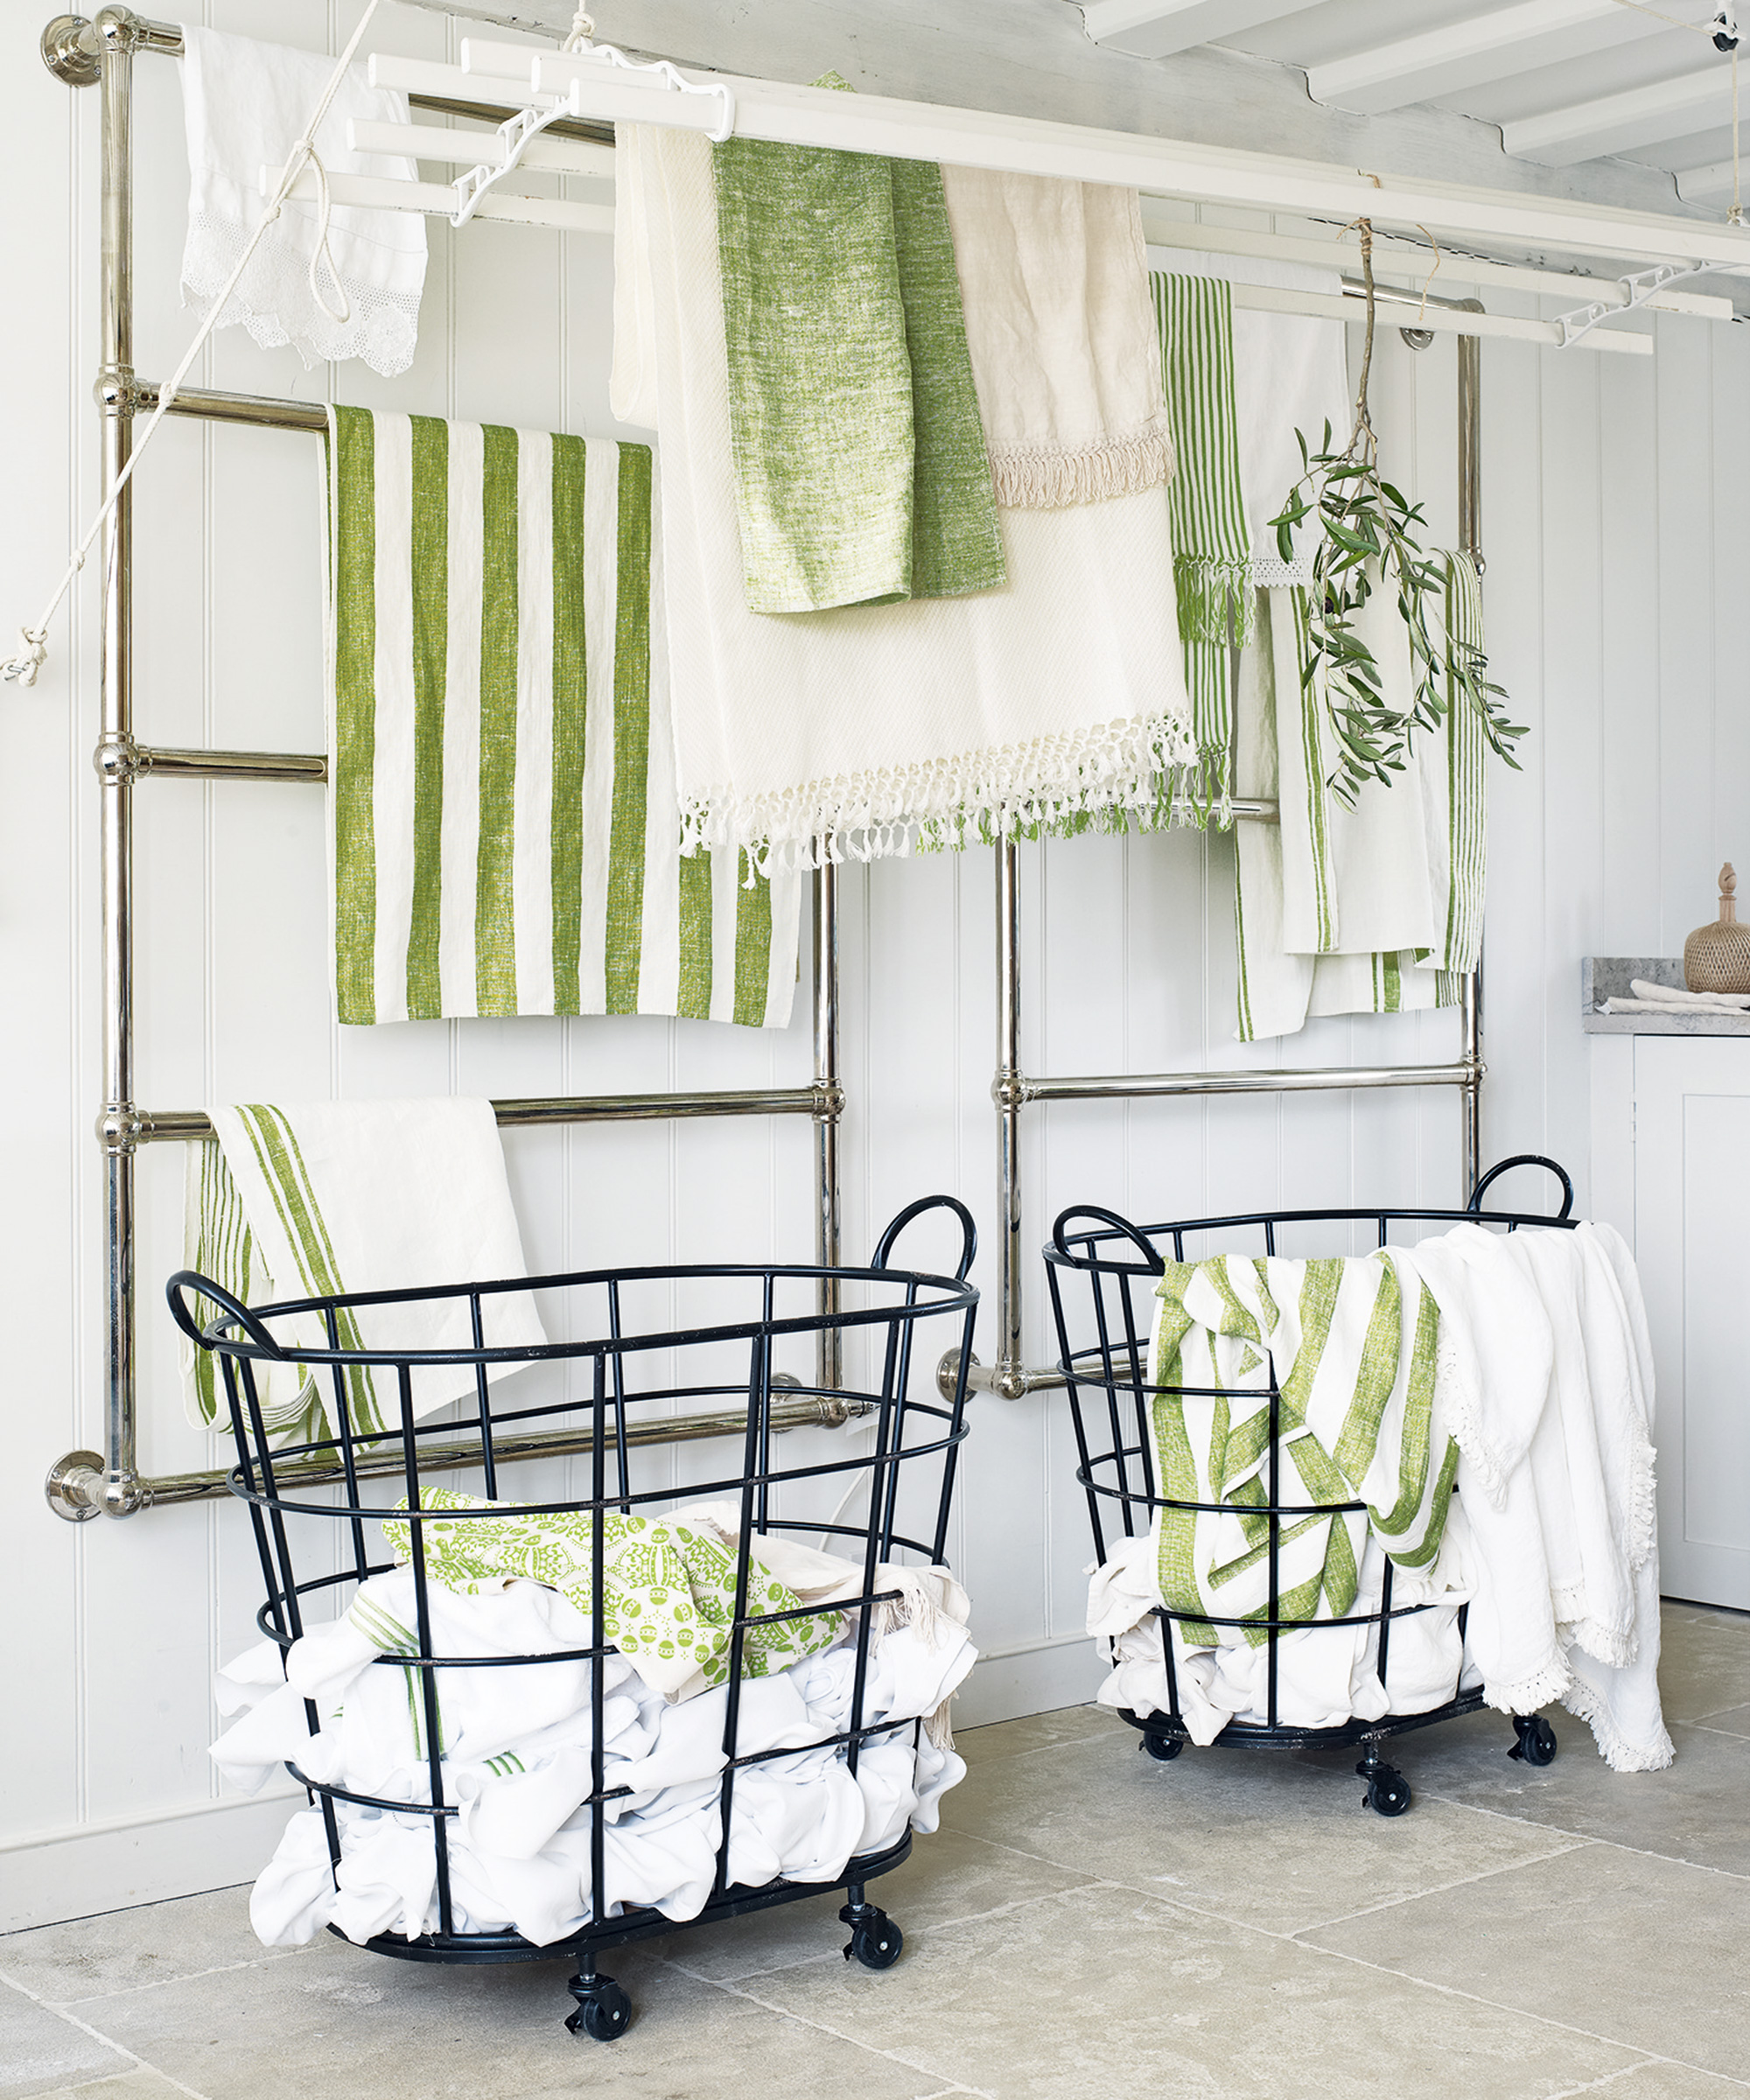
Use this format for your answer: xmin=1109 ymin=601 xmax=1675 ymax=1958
xmin=1634 ymin=1038 xmax=1750 ymax=1609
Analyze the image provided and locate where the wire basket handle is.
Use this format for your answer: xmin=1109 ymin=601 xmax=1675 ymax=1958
xmin=1050 ymin=1204 xmax=1166 ymax=1275
xmin=1466 ymin=1153 xmax=1575 ymax=1220
xmin=164 ymin=1268 xmax=289 ymax=1357
xmin=872 ymin=1194 xmax=977 ymax=1280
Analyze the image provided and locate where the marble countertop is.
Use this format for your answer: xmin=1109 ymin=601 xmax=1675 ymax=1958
xmin=1582 ymin=956 xmax=1750 ymax=1034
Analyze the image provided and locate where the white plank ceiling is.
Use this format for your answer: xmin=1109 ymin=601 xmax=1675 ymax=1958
xmin=1081 ymin=0 xmax=1744 ymax=203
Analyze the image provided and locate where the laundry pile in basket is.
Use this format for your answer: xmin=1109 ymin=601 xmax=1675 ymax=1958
xmin=1088 ymin=1219 xmax=1674 ymax=1772
xmin=212 ymin=1495 xmax=976 ymax=1948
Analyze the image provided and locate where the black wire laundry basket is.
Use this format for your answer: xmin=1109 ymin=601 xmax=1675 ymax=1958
xmin=169 ymin=1195 xmax=977 ymax=2040
xmin=1043 ymin=1157 xmax=1578 ymax=1817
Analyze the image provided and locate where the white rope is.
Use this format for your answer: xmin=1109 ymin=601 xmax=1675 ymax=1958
xmin=2 ymin=0 xmax=382 ymax=689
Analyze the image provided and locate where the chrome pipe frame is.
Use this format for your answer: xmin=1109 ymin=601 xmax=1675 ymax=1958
xmin=48 ymin=1390 xmax=865 ymax=1516
xmin=966 ymin=338 xmax=1488 ymax=1405
xmin=43 ymin=10 xmax=847 ymax=1519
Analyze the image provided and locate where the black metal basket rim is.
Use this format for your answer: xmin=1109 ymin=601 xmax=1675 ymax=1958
xmin=1074 ymin=1472 xmax=1375 ymax=1519
xmin=230 ymin=1419 xmax=970 ymax=1526
xmin=1134 ymin=1596 xmax=1454 ymax=1632
xmin=1119 ymin=1689 xmax=1487 ymax=1751
xmin=174 ymin=1258 xmax=977 ymax=1370
xmin=1045 ymin=1200 xmax=1578 ymax=1277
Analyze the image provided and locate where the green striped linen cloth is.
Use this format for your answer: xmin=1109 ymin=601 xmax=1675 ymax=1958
xmin=1152 ymin=272 xmax=1254 ymax=810
xmin=711 ymin=80 xmax=1004 ymax=614
xmin=327 ymin=407 xmax=801 ymax=1027
xmin=182 ymin=1097 xmax=543 ymax=1440
xmin=386 ymin=1487 xmax=844 ymax=1702
xmin=1149 ymin=1250 xmax=1455 ymax=1648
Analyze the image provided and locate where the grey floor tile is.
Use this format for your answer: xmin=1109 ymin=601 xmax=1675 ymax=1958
xmin=23 ymin=2076 xmax=196 ymax=2100
xmin=78 ymin=1927 xmax=932 ymax=2100
xmin=1372 ymin=1705 xmax=1750 ymax=1877
xmin=1584 ymin=2066 xmax=1750 ymax=2097
xmin=0 ymin=1982 xmax=133 ymax=2100
xmin=651 ymin=1824 xmax=1098 ymax=1983
xmin=954 ymin=1704 xmax=1130 ymax=1765
xmin=936 ymin=1721 xmax=1584 ymax=1936
xmin=1692 ymin=1705 xmax=1750 ymax=1742
xmin=737 ymin=1880 xmax=1644 ymax=2100
xmin=1301 ymin=1842 xmax=1750 ymax=2081
xmin=0 ymin=1886 xmax=287 ymax=2009
xmin=1658 ymin=1604 xmax=1750 ymax=1724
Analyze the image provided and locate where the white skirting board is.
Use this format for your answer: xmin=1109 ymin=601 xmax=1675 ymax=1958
xmin=0 ymin=1641 xmax=1108 ymax=1933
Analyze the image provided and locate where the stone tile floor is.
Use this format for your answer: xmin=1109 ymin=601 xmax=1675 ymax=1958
xmin=4 ymin=1601 xmax=1747 ymax=2099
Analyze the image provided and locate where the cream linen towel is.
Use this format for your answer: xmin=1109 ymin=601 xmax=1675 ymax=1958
xmin=612 ymin=123 xmax=1192 ymax=870
xmin=177 ymin=24 xmax=426 ymax=376
xmin=326 ymin=408 xmax=800 ymax=1027
xmin=940 ymin=168 xmax=1173 ymax=508
xmin=182 ymin=1098 xmax=543 ymax=1440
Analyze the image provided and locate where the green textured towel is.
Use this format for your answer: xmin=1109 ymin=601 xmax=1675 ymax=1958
xmin=712 ymin=89 xmax=1004 ymax=614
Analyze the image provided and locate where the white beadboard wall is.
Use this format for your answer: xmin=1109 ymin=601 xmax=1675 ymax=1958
xmin=3 ymin=0 xmax=1747 ymax=1930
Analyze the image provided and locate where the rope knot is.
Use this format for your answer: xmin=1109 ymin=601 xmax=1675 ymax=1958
xmin=2 ymin=628 xmax=49 ymax=688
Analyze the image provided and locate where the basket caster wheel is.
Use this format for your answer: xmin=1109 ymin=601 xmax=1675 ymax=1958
xmin=565 ymin=1972 xmax=632 ymax=2042
xmin=1141 ymin=1733 xmax=1182 ymax=1761
xmin=1508 ymin=1713 xmax=1558 ymax=1767
xmin=841 ymin=1904 xmax=902 ymax=1970
xmin=1358 ymin=1760 xmax=1411 ymax=1816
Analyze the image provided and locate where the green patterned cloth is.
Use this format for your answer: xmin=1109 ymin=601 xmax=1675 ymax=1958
xmin=1152 ymin=272 xmax=1254 ymax=809
xmin=384 ymin=1488 xmax=844 ymax=1701
xmin=326 ymin=406 xmax=801 ymax=1027
xmin=1149 ymin=1251 xmax=1454 ymax=1648
xmin=711 ymin=82 xmax=1004 ymax=614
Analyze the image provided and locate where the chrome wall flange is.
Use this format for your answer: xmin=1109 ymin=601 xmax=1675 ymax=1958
xmin=45 ymin=1450 xmax=105 ymax=1520
xmin=41 ymin=15 xmax=100 ymax=85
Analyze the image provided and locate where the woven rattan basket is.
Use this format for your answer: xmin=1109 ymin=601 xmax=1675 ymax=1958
xmin=1684 ymin=864 xmax=1750 ymax=993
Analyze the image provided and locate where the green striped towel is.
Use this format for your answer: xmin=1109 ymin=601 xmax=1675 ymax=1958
xmin=182 ymin=1098 xmax=544 ymax=1440
xmin=1152 ymin=272 xmax=1254 ymax=809
xmin=326 ymin=406 xmax=801 ymax=1027
xmin=1149 ymin=1250 xmax=1454 ymax=1648
xmin=385 ymin=1486 xmax=844 ymax=1702
xmin=711 ymin=80 xmax=1004 ymax=615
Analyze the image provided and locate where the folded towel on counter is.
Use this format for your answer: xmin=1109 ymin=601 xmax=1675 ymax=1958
xmin=177 ymin=24 xmax=426 ymax=376
xmin=612 ymin=123 xmax=1191 ymax=869
xmin=212 ymin=1528 xmax=976 ymax=1946
xmin=326 ymin=407 xmax=800 ymax=1026
xmin=1148 ymin=1247 xmax=1456 ymax=1648
xmin=383 ymin=1488 xmax=844 ymax=1702
xmin=1152 ymin=271 xmax=1252 ymax=805
xmin=1629 ymin=977 xmax=1750 ymax=1007
xmin=939 ymin=167 xmax=1173 ymax=508
xmin=711 ymin=103 xmax=1004 ymax=612
xmin=182 ymin=1098 xmax=542 ymax=1440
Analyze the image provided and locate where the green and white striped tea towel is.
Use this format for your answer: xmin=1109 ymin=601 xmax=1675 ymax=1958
xmin=182 ymin=1098 xmax=543 ymax=1440
xmin=1149 ymin=1250 xmax=1454 ymax=1649
xmin=385 ymin=1487 xmax=844 ymax=1702
xmin=326 ymin=407 xmax=801 ymax=1027
xmin=712 ymin=90 xmax=1004 ymax=614
xmin=1152 ymin=271 xmax=1254 ymax=808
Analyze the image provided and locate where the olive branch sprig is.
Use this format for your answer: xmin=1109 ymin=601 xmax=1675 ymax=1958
xmin=1268 ymin=219 xmax=1525 ymax=807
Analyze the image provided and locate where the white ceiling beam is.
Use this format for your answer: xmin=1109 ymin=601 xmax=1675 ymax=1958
xmin=1674 ymin=158 xmax=1740 ymax=202
xmin=1502 ymin=66 xmax=1736 ymax=164
xmin=1306 ymin=0 xmax=1658 ymax=118
xmin=1078 ymin=0 xmax=1328 ymax=62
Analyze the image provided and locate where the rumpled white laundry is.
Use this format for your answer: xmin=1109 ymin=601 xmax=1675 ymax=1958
xmin=612 ymin=122 xmax=1191 ymax=871
xmin=177 ymin=24 xmax=427 ymax=376
xmin=1628 ymin=977 xmax=1750 ymax=1008
xmin=215 ymin=1528 xmax=976 ymax=1949
xmin=939 ymin=168 xmax=1174 ymax=508
xmin=182 ymin=1098 xmax=543 ymax=1440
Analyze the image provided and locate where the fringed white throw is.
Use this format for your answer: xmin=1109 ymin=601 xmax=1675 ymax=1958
xmin=612 ymin=124 xmax=1192 ymax=871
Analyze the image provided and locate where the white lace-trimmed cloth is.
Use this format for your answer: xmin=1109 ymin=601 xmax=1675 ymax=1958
xmin=177 ymin=24 xmax=427 ymax=377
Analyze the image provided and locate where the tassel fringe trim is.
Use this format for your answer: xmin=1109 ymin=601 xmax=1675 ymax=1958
xmin=1174 ymin=554 xmax=1256 ymax=650
xmin=987 ymin=420 xmax=1176 ymax=510
xmin=682 ymin=710 xmax=1199 ymax=875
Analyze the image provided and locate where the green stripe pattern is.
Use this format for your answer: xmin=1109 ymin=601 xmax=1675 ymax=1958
xmin=1152 ymin=273 xmax=1255 ymax=809
xmin=1148 ymin=1250 xmax=1454 ymax=1651
xmin=327 ymin=406 xmax=802 ymax=1028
